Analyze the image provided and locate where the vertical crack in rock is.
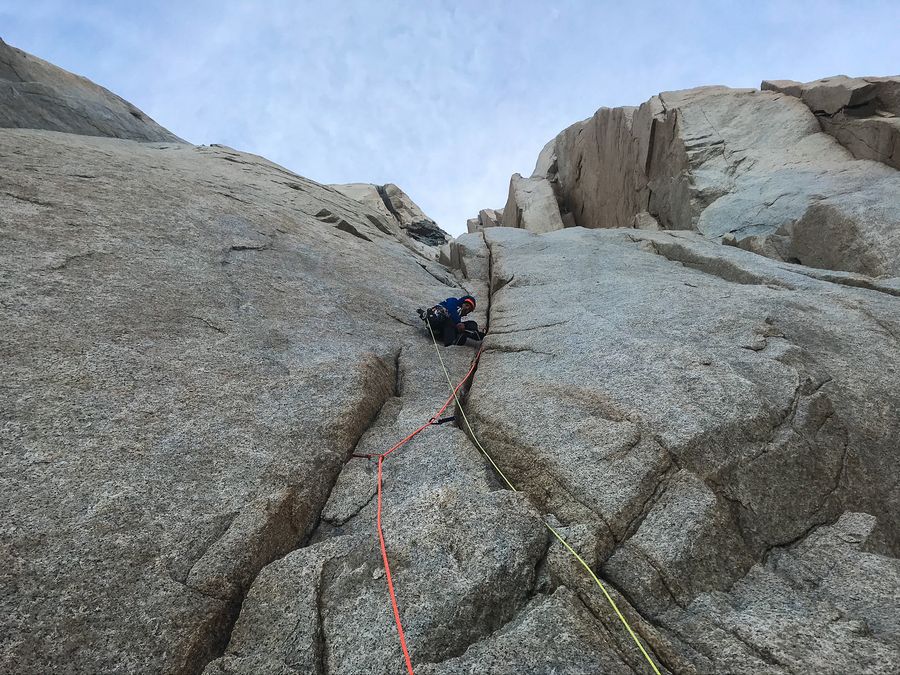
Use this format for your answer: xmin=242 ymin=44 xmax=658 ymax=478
xmin=409 ymin=232 xmax=553 ymax=662
xmin=565 ymin=568 xmax=689 ymax=675
xmin=447 ymin=233 xmax=675 ymax=672
xmin=314 ymin=564 xmax=330 ymax=675
xmin=481 ymin=231 xmax=495 ymax=333
xmin=592 ymin=604 xmax=649 ymax=673
xmin=616 ymin=461 xmax=679 ymax=547
xmin=394 ymin=346 xmax=403 ymax=397
xmin=374 ymin=183 xmax=403 ymax=225
xmin=192 ymin=350 xmax=400 ymax=674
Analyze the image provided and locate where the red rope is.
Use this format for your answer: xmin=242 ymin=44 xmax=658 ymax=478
xmin=377 ymin=455 xmax=415 ymax=674
xmin=355 ymin=347 xmax=484 ymax=675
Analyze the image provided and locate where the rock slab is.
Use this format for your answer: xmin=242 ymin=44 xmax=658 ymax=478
xmin=0 ymin=128 xmax=463 ymax=674
xmin=0 ymin=38 xmax=182 ymax=142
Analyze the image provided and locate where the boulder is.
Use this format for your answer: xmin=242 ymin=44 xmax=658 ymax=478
xmin=763 ymin=75 xmax=900 ymax=170
xmin=0 ymin=38 xmax=182 ymax=142
xmin=632 ymin=211 xmax=661 ymax=231
xmin=465 ymin=208 xmax=504 ymax=234
xmin=478 ymin=207 xmax=503 ymax=229
xmin=502 ymin=173 xmax=565 ymax=233
xmin=763 ymin=75 xmax=882 ymax=115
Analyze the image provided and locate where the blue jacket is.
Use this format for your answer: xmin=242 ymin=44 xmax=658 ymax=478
xmin=438 ymin=297 xmax=468 ymax=324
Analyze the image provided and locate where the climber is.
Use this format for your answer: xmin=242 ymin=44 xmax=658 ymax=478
xmin=417 ymin=295 xmax=486 ymax=347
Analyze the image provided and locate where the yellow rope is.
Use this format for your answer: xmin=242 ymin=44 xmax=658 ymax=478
xmin=426 ymin=321 xmax=662 ymax=675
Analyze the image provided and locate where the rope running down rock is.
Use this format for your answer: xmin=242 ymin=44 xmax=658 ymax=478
xmin=425 ymin=322 xmax=662 ymax=675
xmin=350 ymin=349 xmax=483 ymax=675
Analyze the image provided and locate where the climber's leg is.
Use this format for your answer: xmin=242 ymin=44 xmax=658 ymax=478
xmin=441 ymin=319 xmax=458 ymax=347
xmin=455 ymin=320 xmax=484 ymax=346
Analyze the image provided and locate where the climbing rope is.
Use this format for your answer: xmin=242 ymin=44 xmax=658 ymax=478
xmin=352 ymin=318 xmax=662 ymax=675
xmin=351 ymin=351 xmax=483 ymax=675
xmin=425 ymin=321 xmax=662 ymax=675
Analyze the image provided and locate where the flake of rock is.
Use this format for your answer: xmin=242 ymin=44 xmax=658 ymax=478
xmin=503 ymin=173 xmax=565 ymax=233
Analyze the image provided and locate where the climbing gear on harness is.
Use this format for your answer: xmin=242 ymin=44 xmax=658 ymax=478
xmin=424 ymin=321 xmax=662 ymax=675
xmin=417 ymin=305 xmax=449 ymax=328
xmin=419 ymin=303 xmax=484 ymax=347
xmin=427 ymin=305 xmax=450 ymax=321
xmin=455 ymin=322 xmax=484 ymax=346
xmin=431 ymin=415 xmax=456 ymax=425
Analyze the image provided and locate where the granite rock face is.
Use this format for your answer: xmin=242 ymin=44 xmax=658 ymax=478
xmin=659 ymin=511 xmax=900 ymax=674
xmin=202 ymin=341 xmax=550 ymax=675
xmin=479 ymin=207 xmax=503 ymax=229
xmin=0 ymin=128 xmax=466 ymax=674
xmin=202 ymin=224 xmax=900 ymax=675
xmin=328 ymin=182 xmax=400 ymax=230
xmin=532 ymin=84 xmax=900 ymax=277
xmin=331 ymin=182 xmax=450 ymax=258
xmin=0 ymin=38 xmax=182 ymax=142
xmin=465 ymin=207 xmax=503 ymax=234
xmin=5 ymin=44 xmax=900 ymax=675
xmin=762 ymin=75 xmax=900 ymax=170
xmin=466 ymin=209 xmax=503 ymax=234
xmin=466 ymin=226 xmax=900 ymax=673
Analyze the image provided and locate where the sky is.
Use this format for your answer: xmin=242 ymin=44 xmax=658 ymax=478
xmin=2 ymin=1 xmax=899 ymax=235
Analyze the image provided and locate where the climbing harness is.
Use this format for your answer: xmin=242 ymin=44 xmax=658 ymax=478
xmin=350 ymin=323 xmax=662 ymax=675
xmin=424 ymin=322 xmax=662 ymax=675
